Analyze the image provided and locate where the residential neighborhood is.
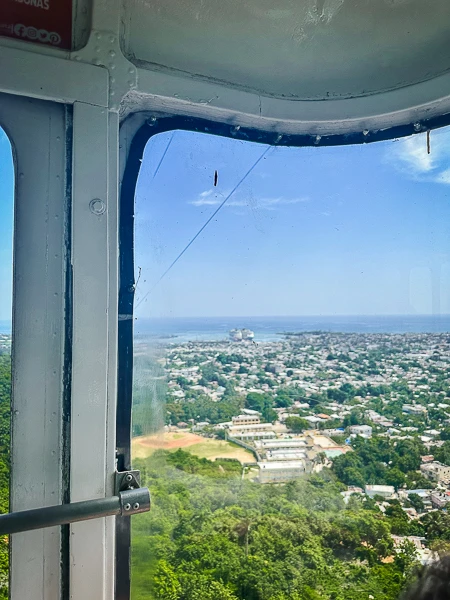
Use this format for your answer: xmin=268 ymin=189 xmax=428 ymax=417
xmin=132 ymin=329 xmax=450 ymax=563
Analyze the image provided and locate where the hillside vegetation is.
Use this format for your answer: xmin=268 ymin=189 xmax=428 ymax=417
xmin=131 ymin=449 xmax=436 ymax=600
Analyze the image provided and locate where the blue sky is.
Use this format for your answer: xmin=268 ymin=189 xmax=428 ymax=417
xmin=134 ymin=127 xmax=450 ymax=318
xmin=2 ymin=125 xmax=450 ymax=320
xmin=0 ymin=128 xmax=14 ymax=323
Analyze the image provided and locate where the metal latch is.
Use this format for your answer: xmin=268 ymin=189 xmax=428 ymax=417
xmin=0 ymin=470 xmax=151 ymax=535
xmin=115 ymin=469 xmax=149 ymax=515
xmin=115 ymin=469 xmax=141 ymax=495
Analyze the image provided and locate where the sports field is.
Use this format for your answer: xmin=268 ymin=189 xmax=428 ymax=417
xmin=132 ymin=430 xmax=254 ymax=463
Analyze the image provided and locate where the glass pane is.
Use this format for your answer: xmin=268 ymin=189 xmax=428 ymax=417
xmin=0 ymin=126 xmax=13 ymax=598
xmin=131 ymin=128 xmax=450 ymax=600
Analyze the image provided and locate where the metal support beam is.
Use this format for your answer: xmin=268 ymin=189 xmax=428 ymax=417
xmin=0 ymin=46 xmax=108 ymax=106
xmin=70 ymin=101 xmax=119 ymax=600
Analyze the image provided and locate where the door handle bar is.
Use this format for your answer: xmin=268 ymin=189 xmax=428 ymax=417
xmin=0 ymin=487 xmax=150 ymax=535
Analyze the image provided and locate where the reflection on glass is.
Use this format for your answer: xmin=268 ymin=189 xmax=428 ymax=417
xmin=131 ymin=128 xmax=450 ymax=600
xmin=0 ymin=127 xmax=13 ymax=599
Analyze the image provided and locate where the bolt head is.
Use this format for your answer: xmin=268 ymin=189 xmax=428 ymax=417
xmin=126 ymin=473 xmax=133 ymax=482
xmin=133 ymin=503 xmax=140 ymax=510
xmin=89 ymin=198 xmax=106 ymax=215
xmin=124 ymin=503 xmax=131 ymax=511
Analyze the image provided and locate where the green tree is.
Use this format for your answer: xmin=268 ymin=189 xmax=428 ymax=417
xmin=154 ymin=560 xmax=181 ymax=600
xmin=407 ymin=493 xmax=424 ymax=513
xmin=393 ymin=540 xmax=419 ymax=577
xmin=262 ymin=407 xmax=278 ymax=424
xmin=420 ymin=511 xmax=450 ymax=541
xmin=285 ymin=416 xmax=309 ymax=433
xmin=434 ymin=441 xmax=450 ymax=466
xmin=181 ymin=577 xmax=238 ymax=600
xmin=385 ymin=468 xmax=406 ymax=490
xmin=384 ymin=501 xmax=411 ymax=535
xmin=245 ymin=392 xmax=268 ymax=413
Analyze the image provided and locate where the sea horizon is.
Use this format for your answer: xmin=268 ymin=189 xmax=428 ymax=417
xmin=3 ymin=314 xmax=450 ymax=340
xmin=134 ymin=314 xmax=450 ymax=343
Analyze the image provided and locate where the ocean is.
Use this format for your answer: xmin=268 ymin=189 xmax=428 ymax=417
xmin=3 ymin=315 xmax=450 ymax=342
xmin=134 ymin=315 xmax=450 ymax=343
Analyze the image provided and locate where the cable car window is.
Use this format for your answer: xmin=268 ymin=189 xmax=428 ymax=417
xmin=130 ymin=127 xmax=450 ymax=600
xmin=0 ymin=126 xmax=13 ymax=599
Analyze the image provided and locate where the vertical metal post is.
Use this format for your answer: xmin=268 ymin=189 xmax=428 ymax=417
xmin=70 ymin=102 xmax=119 ymax=600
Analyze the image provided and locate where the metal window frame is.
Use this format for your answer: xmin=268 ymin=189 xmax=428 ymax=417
xmin=0 ymin=93 xmax=71 ymax=600
xmin=116 ymin=106 xmax=450 ymax=599
xmin=0 ymin=76 xmax=121 ymax=600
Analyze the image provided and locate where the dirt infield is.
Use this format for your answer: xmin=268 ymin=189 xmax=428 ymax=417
xmin=132 ymin=431 xmax=254 ymax=463
xmin=133 ymin=431 xmax=206 ymax=452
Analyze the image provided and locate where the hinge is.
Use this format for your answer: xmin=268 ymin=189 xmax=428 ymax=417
xmin=115 ymin=469 xmax=141 ymax=495
xmin=115 ymin=469 xmax=150 ymax=516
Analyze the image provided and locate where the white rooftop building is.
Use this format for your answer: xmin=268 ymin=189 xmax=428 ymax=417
xmin=258 ymin=460 xmax=307 ymax=483
xmin=402 ymin=404 xmax=427 ymax=415
xmin=255 ymin=439 xmax=307 ymax=450
xmin=266 ymin=450 xmax=307 ymax=461
xmin=365 ymin=485 xmax=395 ymax=499
xmin=349 ymin=425 xmax=372 ymax=438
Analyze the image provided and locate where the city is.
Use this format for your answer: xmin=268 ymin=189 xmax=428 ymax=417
xmin=131 ymin=327 xmax=450 ymax=588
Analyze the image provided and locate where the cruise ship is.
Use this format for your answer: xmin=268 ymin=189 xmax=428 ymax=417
xmin=229 ymin=328 xmax=255 ymax=342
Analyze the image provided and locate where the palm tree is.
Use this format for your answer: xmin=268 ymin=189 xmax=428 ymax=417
xmin=234 ymin=518 xmax=252 ymax=557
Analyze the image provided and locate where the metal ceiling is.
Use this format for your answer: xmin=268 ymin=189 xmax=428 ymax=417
xmin=124 ymin=0 xmax=450 ymax=102
xmin=118 ymin=0 xmax=450 ymax=138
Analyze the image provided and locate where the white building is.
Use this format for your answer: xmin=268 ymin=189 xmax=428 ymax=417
xmin=228 ymin=422 xmax=275 ymax=441
xmin=266 ymin=450 xmax=307 ymax=461
xmin=420 ymin=461 xmax=450 ymax=482
xmin=323 ymin=428 xmax=345 ymax=436
xmin=258 ymin=460 xmax=306 ymax=483
xmin=303 ymin=416 xmax=324 ymax=428
xmin=232 ymin=430 xmax=276 ymax=441
xmin=430 ymin=491 xmax=450 ymax=509
xmin=255 ymin=439 xmax=308 ymax=451
xmin=229 ymin=422 xmax=272 ymax=434
xmin=391 ymin=536 xmax=435 ymax=565
xmin=402 ymin=404 xmax=427 ymax=415
xmin=365 ymin=485 xmax=395 ymax=499
xmin=349 ymin=425 xmax=372 ymax=438
xmin=232 ymin=414 xmax=260 ymax=426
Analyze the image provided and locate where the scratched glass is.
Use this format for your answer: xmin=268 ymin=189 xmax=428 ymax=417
xmin=131 ymin=128 xmax=450 ymax=600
